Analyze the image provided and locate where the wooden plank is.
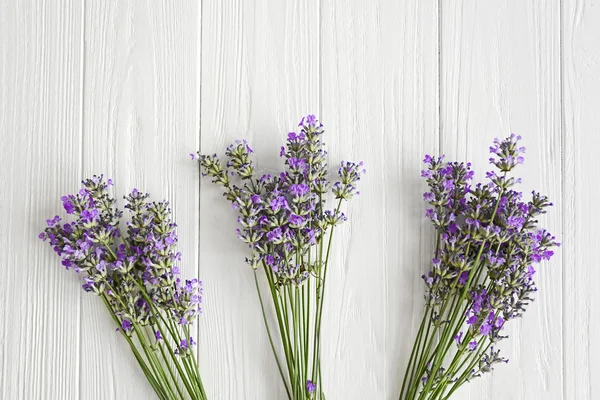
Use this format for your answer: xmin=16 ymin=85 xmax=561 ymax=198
xmin=0 ymin=1 xmax=83 ymax=399
xmin=563 ymin=0 xmax=600 ymax=398
xmin=320 ymin=1 xmax=439 ymax=397
xmin=81 ymin=1 xmax=200 ymax=398
xmin=3 ymin=1 xmax=594 ymax=399
xmin=200 ymin=0 xmax=319 ymax=398
xmin=440 ymin=1 xmax=562 ymax=399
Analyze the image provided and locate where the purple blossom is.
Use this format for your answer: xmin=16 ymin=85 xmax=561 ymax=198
xmin=289 ymin=214 xmax=305 ymax=226
xmin=442 ymin=179 xmax=455 ymax=191
xmin=480 ymin=323 xmax=492 ymax=336
xmin=266 ymin=227 xmax=283 ymax=243
xmin=303 ymin=115 xmax=317 ymax=125
xmin=408 ymin=134 xmax=559 ymax=393
xmin=176 ymin=337 xmax=196 ymax=355
xmin=421 ymin=169 xmax=433 ymax=178
xmin=196 ymin=115 xmax=363 ymax=393
xmin=290 ymin=183 xmax=310 ymax=197
xmin=458 ymin=271 xmax=469 ymax=285
xmin=251 ymin=194 xmax=262 ymax=204
xmin=506 ymin=215 xmax=526 ymax=229
xmin=306 ymin=380 xmax=316 ymax=394
xmin=46 ymin=216 xmax=61 ymax=227
xmin=121 ymin=319 xmax=133 ymax=332
xmin=455 ymin=332 xmax=464 ymax=345
xmin=270 ymin=196 xmax=289 ymax=212
xmin=96 ymin=260 xmax=107 ymax=273
xmin=61 ymin=196 xmax=75 ymax=214
xmin=80 ymin=208 xmax=99 ymax=223
xmin=82 ymin=277 xmax=95 ymax=292
xmin=305 ymin=228 xmax=316 ymax=244
xmin=178 ymin=339 xmax=189 ymax=352
xmin=422 ymin=273 xmax=434 ymax=285
xmin=40 ymin=175 xmax=204 ymax=351
xmin=288 ymin=157 xmax=307 ymax=171
xmin=495 ymin=317 xmax=505 ymax=328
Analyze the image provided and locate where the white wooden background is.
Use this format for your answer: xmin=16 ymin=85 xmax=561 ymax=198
xmin=0 ymin=0 xmax=596 ymax=399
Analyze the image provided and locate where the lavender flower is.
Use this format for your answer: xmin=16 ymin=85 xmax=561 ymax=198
xmin=306 ymin=380 xmax=317 ymax=395
xmin=195 ymin=115 xmax=364 ymax=286
xmin=195 ymin=115 xmax=364 ymax=400
xmin=40 ymin=175 xmax=207 ymax=399
xmin=400 ymin=135 xmax=559 ymax=399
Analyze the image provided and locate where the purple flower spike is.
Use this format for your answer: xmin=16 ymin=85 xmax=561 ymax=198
xmin=40 ymin=175 xmax=204 ymax=346
xmin=40 ymin=175 xmax=206 ymax=398
xmin=402 ymin=135 xmax=559 ymax=395
xmin=194 ymin=115 xmax=364 ymax=394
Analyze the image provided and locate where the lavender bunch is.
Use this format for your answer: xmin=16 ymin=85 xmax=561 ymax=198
xmin=399 ymin=135 xmax=559 ymax=400
xmin=194 ymin=115 xmax=364 ymax=399
xmin=39 ymin=176 xmax=207 ymax=400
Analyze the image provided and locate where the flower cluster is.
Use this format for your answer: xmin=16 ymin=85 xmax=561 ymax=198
xmin=40 ymin=175 xmax=208 ymax=398
xmin=39 ymin=175 xmax=201 ymax=347
xmin=195 ymin=115 xmax=364 ymax=287
xmin=421 ymin=134 xmax=558 ymax=345
xmin=195 ymin=115 xmax=364 ymax=400
xmin=400 ymin=134 xmax=559 ymax=399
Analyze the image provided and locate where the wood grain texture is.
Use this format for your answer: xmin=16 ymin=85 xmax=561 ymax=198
xmin=562 ymin=0 xmax=600 ymax=399
xmin=200 ymin=1 xmax=319 ymax=398
xmin=320 ymin=1 xmax=439 ymax=398
xmin=440 ymin=1 xmax=562 ymax=399
xmin=82 ymin=1 xmax=199 ymax=399
xmin=0 ymin=1 xmax=83 ymax=399
xmin=0 ymin=0 xmax=596 ymax=399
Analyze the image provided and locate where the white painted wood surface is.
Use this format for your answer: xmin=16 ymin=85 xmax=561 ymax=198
xmin=0 ymin=0 xmax=594 ymax=399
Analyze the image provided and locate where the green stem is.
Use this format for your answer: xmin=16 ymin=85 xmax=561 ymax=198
xmin=407 ymin=173 xmax=508 ymax=399
xmin=182 ymin=325 xmax=204 ymax=398
xmin=304 ymin=260 xmax=311 ymax=384
xmin=417 ymin=242 xmax=487 ymax=399
xmin=254 ymin=269 xmax=293 ymax=399
xmin=100 ymin=295 xmax=168 ymax=399
xmin=283 ymin=285 xmax=299 ymax=397
xmin=164 ymin=316 xmax=202 ymax=399
xmin=102 ymin=230 xmax=206 ymax=399
xmin=157 ymin=339 xmax=186 ymax=400
xmin=102 ymin=281 xmax=174 ymax=398
xmin=133 ymin=324 xmax=176 ymax=399
xmin=264 ymin=265 xmax=296 ymax=391
xmin=290 ymin=286 xmax=302 ymax=398
xmin=130 ymin=280 xmax=200 ymax=399
xmin=313 ymin=227 xmax=334 ymax=383
xmin=311 ymin=199 xmax=343 ymax=397
xmin=438 ymin=340 xmax=492 ymax=400
xmin=400 ymin=307 xmax=429 ymax=399
xmin=186 ymin=335 xmax=208 ymax=399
